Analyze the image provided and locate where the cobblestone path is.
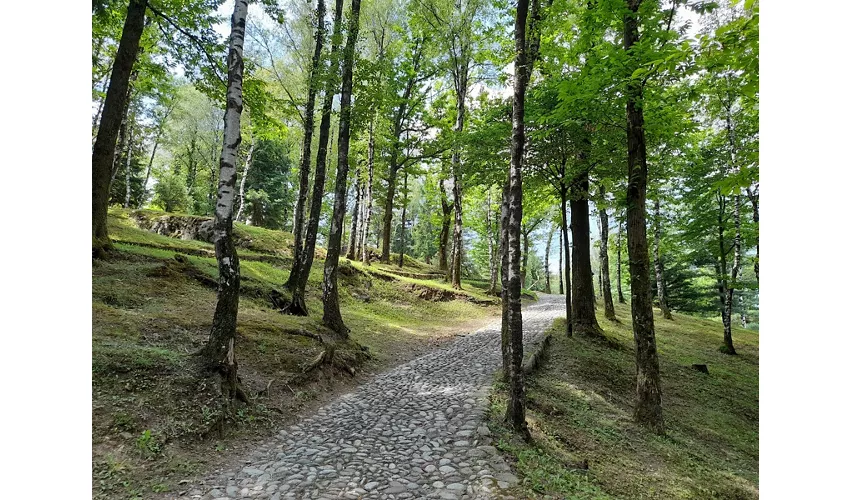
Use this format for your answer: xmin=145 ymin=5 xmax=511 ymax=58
xmin=196 ymin=293 xmax=563 ymax=500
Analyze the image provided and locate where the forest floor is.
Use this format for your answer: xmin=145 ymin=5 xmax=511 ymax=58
xmin=92 ymin=208 xmax=503 ymax=500
xmin=488 ymin=302 xmax=759 ymax=499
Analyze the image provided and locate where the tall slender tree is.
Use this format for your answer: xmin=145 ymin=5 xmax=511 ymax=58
xmin=284 ymin=0 xmax=345 ymax=316
xmin=92 ymin=0 xmax=148 ymax=256
xmin=652 ymin=198 xmax=673 ymax=319
xmin=201 ymin=0 xmax=249 ymax=407
xmin=322 ymin=0 xmax=363 ymax=335
xmin=624 ymin=0 xmax=664 ymax=434
xmin=598 ymin=185 xmax=616 ymax=320
xmin=287 ymin=0 xmax=327 ymax=286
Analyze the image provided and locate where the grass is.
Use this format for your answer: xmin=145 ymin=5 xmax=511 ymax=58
xmin=93 ymin=208 xmax=500 ymax=499
xmin=488 ymin=301 xmax=758 ymax=499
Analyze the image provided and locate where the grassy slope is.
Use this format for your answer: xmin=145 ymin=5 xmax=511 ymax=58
xmin=489 ymin=301 xmax=758 ymax=499
xmin=93 ymin=208 xmax=499 ymax=499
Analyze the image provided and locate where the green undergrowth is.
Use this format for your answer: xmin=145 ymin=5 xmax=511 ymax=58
xmin=93 ymin=208 xmax=500 ymax=499
xmin=489 ymin=301 xmax=758 ymax=499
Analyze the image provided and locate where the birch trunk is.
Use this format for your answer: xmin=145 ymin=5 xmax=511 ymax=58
xmin=652 ymin=198 xmax=672 ymax=319
xmin=284 ymin=0 xmax=344 ymax=316
xmin=92 ymin=0 xmax=146 ymax=255
xmin=346 ymin=164 xmax=361 ymax=260
xmin=598 ymin=197 xmax=616 ymax=320
xmin=361 ymin=116 xmax=376 ymax=265
xmin=322 ymin=0 xmax=362 ymax=336
xmin=624 ymin=0 xmax=664 ymax=434
xmin=289 ymin=0 xmax=327 ymax=278
xmin=202 ymin=0 xmax=249 ymax=406
xmin=235 ymin=141 xmax=255 ymax=223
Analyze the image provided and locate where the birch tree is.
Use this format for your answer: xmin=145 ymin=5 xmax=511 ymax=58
xmin=201 ymin=0 xmax=249 ymax=408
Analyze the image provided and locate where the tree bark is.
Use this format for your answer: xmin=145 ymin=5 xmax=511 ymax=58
xmin=558 ymin=226 xmax=564 ymax=295
xmin=289 ymin=0 xmax=327 ymax=278
xmin=570 ymin=171 xmax=602 ymax=336
xmin=560 ymin=190 xmax=573 ymax=336
xmin=722 ymin=195 xmax=741 ymax=354
xmin=322 ymin=0 xmax=362 ymax=336
xmin=598 ymin=192 xmax=616 ymax=320
xmin=746 ymin=186 xmax=759 ymax=282
xmin=544 ymin=223 xmax=553 ymax=294
xmin=520 ymin=228 xmax=529 ymax=290
xmin=123 ymin=121 xmax=134 ymax=208
xmin=438 ymin=178 xmax=453 ymax=271
xmin=235 ymin=141 xmax=255 ymax=223
xmin=397 ymin=169 xmax=408 ymax=267
xmin=624 ymin=0 xmax=664 ymax=434
xmin=486 ymin=187 xmax=499 ymax=295
xmin=380 ymin=43 xmax=424 ymax=263
xmin=202 ymin=0 xmax=249 ymax=408
xmin=284 ymin=0 xmax=344 ymax=316
xmin=361 ymin=117 xmax=376 ymax=265
xmin=92 ymin=0 xmax=147 ymax=256
xmin=346 ymin=164 xmax=361 ymax=259
xmin=617 ymin=219 xmax=626 ymax=303
xmin=500 ymin=180 xmax=511 ymax=382
xmin=504 ymin=0 xmax=535 ymax=439
xmin=652 ymin=198 xmax=672 ymax=319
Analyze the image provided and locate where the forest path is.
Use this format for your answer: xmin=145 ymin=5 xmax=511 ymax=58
xmin=198 ymin=294 xmax=563 ymax=500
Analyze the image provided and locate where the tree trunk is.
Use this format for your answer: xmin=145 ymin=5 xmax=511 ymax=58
xmin=486 ymin=187 xmax=498 ymax=295
xmin=560 ymin=190 xmax=573 ymax=336
xmin=92 ymin=0 xmax=147 ymax=256
xmin=361 ymin=116 xmax=376 ymax=265
xmin=398 ymin=169 xmax=408 ymax=267
xmin=438 ymin=178 xmax=453 ymax=271
xmin=722 ymin=195 xmax=741 ymax=354
xmin=380 ymin=46 xmax=423 ymax=263
xmin=289 ymin=0 xmax=327 ymax=278
xmin=520 ymin=229 xmax=529 ymax=289
xmin=141 ymin=102 xmax=174 ymax=207
xmin=346 ymin=164 xmax=361 ymax=259
xmin=504 ymin=0 xmax=537 ymax=439
xmin=617 ymin=219 xmax=626 ymax=303
xmin=746 ymin=187 xmax=759 ymax=282
xmin=652 ymin=198 xmax=672 ymax=319
xmin=500 ymin=181 xmax=511 ymax=382
xmin=285 ymin=0 xmax=344 ymax=316
xmin=450 ymin=139 xmax=464 ymax=289
xmin=598 ymin=194 xmax=616 ymax=320
xmin=322 ymin=0 xmax=362 ymax=336
xmin=558 ymin=227 xmax=564 ymax=295
xmin=544 ymin=223 xmax=553 ymax=294
xmin=235 ymin=141 xmax=255 ymax=223
xmin=624 ymin=0 xmax=664 ymax=434
xmin=202 ymin=0 xmax=249 ymax=409
xmin=570 ymin=171 xmax=602 ymax=336
xmin=123 ymin=121 xmax=134 ymax=208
